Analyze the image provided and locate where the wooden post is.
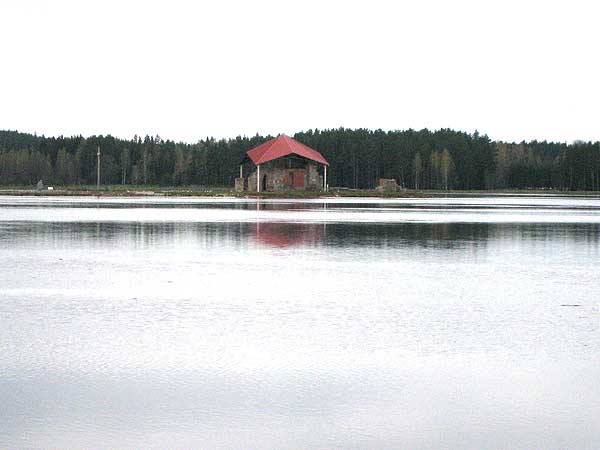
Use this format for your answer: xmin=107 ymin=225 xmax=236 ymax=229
xmin=257 ymin=164 xmax=260 ymax=192
xmin=324 ymin=165 xmax=327 ymax=192
xmin=96 ymin=146 xmax=101 ymax=190
xmin=239 ymin=164 xmax=243 ymax=179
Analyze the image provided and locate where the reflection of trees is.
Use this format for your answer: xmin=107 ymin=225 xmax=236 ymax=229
xmin=1 ymin=222 xmax=251 ymax=251
xmin=323 ymin=223 xmax=600 ymax=250
xmin=322 ymin=223 xmax=490 ymax=250
xmin=2 ymin=221 xmax=599 ymax=253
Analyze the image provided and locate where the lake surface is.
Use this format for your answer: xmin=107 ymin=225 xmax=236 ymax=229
xmin=1 ymin=195 xmax=599 ymax=449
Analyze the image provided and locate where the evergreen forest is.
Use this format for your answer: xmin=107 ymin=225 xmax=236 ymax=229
xmin=0 ymin=128 xmax=599 ymax=191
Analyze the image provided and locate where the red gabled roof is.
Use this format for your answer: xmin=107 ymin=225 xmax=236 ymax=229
xmin=246 ymin=134 xmax=329 ymax=166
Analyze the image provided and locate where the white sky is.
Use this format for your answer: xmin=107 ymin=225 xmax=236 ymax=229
xmin=0 ymin=0 xmax=598 ymax=143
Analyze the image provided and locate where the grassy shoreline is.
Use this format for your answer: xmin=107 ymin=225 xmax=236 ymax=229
xmin=1 ymin=185 xmax=599 ymax=199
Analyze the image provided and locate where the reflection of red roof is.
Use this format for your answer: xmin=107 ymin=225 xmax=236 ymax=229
xmin=252 ymin=223 xmax=325 ymax=248
xmin=247 ymin=134 xmax=329 ymax=166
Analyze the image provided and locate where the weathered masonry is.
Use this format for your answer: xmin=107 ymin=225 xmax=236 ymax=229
xmin=235 ymin=134 xmax=329 ymax=192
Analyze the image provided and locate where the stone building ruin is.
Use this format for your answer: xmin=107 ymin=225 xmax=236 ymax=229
xmin=236 ymin=134 xmax=329 ymax=192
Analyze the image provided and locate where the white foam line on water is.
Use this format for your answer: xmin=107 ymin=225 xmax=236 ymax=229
xmin=2 ymin=206 xmax=600 ymax=224
xmin=2 ymin=194 xmax=600 ymax=208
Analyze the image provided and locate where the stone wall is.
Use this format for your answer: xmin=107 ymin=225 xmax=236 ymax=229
xmin=245 ymin=158 xmax=324 ymax=192
xmin=234 ymin=177 xmax=244 ymax=192
xmin=376 ymin=178 xmax=400 ymax=192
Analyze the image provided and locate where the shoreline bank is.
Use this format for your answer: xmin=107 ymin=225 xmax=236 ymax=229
xmin=1 ymin=186 xmax=600 ymax=199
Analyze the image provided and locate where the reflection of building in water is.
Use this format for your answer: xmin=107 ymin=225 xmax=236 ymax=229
xmin=236 ymin=134 xmax=329 ymax=192
xmin=252 ymin=222 xmax=325 ymax=248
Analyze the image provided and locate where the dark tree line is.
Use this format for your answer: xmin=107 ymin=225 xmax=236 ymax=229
xmin=0 ymin=128 xmax=599 ymax=190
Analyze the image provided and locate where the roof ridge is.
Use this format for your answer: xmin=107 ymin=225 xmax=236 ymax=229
xmin=281 ymin=134 xmax=295 ymax=154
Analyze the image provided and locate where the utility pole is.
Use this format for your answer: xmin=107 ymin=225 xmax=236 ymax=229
xmin=97 ymin=146 xmax=101 ymax=190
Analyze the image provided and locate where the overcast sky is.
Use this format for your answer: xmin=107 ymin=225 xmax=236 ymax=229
xmin=1 ymin=0 xmax=598 ymax=143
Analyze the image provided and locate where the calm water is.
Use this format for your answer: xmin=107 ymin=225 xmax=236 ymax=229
xmin=1 ymin=195 xmax=599 ymax=449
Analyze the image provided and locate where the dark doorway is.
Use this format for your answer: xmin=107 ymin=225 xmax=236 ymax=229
xmin=262 ymin=174 xmax=268 ymax=191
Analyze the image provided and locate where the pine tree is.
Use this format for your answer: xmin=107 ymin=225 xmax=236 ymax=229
xmin=414 ymin=152 xmax=422 ymax=190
